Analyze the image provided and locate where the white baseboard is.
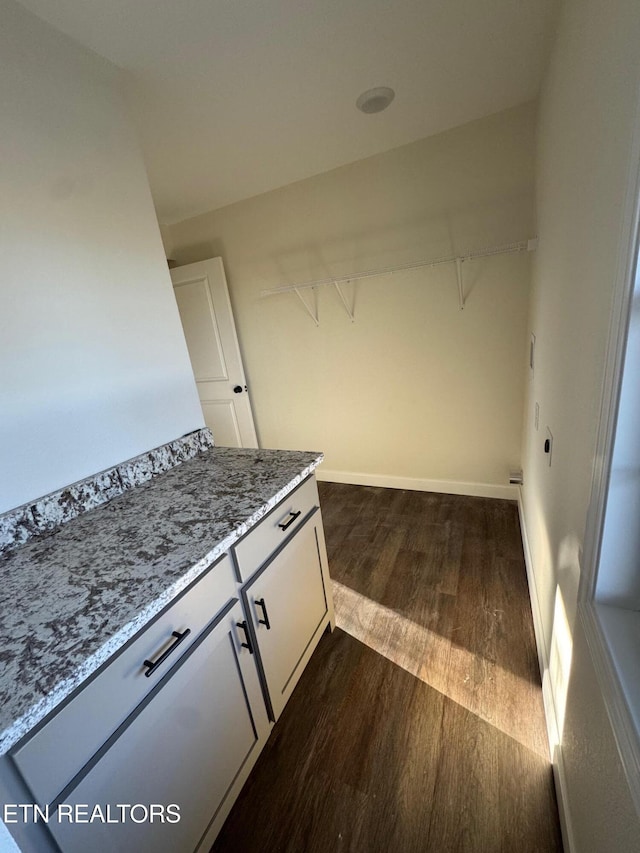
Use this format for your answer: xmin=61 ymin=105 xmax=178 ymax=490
xmin=517 ymin=488 xmax=576 ymax=853
xmin=517 ymin=490 xmax=549 ymax=690
xmin=315 ymin=469 xmax=517 ymax=500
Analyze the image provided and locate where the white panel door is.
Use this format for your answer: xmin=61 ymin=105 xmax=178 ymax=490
xmin=171 ymin=258 xmax=258 ymax=448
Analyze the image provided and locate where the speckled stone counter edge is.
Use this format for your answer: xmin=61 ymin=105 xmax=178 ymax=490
xmin=0 ymin=428 xmax=214 ymax=556
xmin=0 ymin=455 xmax=321 ymax=755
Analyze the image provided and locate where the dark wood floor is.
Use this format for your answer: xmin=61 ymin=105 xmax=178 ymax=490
xmin=212 ymin=483 xmax=563 ymax=853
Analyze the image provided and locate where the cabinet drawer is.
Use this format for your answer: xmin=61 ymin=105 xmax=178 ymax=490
xmin=233 ymin=475 xmax=319 ymax=582
xmin=10 ymin=554 xmax=237 ymax=808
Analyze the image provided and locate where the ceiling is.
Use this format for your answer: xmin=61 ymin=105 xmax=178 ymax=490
xmin=18 ymin=0 xmax=558 ymax=224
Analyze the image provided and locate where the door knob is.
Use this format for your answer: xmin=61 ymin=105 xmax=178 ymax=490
xmin=233 ymin=385 xmax=243 ymax=393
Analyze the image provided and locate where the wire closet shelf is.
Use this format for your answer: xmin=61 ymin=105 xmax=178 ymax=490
xmin=260 ymin=238 xmax=538 ymax=324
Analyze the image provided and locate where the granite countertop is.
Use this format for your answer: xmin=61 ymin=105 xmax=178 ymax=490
xmin=0 ymin=446 xmax=322 ymax=756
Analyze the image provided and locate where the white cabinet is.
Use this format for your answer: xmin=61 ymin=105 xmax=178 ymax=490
xmin=5 ymin=559 xmax=270 ymax=853
xmin=46 ymin=601 xmax=268 ymax=853
xmin=11 ymin=556 xmax=240 ymax=809
xmin=244 ymin=508 xmax=332 ymax=720
xmin=2 ymin=474 xmax=334 ymax=853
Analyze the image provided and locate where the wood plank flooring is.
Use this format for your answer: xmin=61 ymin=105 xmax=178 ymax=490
xmin=212 ymin=483 xmax=563 ymax=853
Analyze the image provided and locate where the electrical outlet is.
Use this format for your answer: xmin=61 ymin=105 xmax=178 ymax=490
xmin=535 ymin=402 xmax=539 ymax=430
xmin=545 ymin=427 xmax=553 ymax=466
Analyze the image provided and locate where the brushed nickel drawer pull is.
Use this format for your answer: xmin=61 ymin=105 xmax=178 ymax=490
xmin=143 ymin=629 xmax=191 ymax=677
xmin=278 ymin=510 xmax=301 ymax=531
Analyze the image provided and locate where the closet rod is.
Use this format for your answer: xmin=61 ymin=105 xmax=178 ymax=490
xmin=260 ymin=239 xmax=537 ymax=298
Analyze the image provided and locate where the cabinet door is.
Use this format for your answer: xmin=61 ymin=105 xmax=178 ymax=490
xmin=46 ymin=601 xmax=268 ymax=853
xmin=245 ymin=510 xmax=329 ymax=720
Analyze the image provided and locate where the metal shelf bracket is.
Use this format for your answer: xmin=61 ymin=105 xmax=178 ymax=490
xmin=294 ymin=286 xmax=319 ymax=326
xmin=456 ymin=257 xmax=465 ymax=310
xmin=334 ymin=281 xmax=355 ymax=322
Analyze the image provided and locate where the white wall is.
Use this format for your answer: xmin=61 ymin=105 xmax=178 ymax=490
xmin=521 ymin=0 xmax=640 ymax=848
xmin=0 ymin=0 xmax=204 ymax=514
xmin=167 ymin=104 xmax=535 ymax=495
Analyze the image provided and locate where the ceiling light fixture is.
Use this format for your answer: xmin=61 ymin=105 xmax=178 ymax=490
xmin=356 ymin=86 xmax=395 ymax=114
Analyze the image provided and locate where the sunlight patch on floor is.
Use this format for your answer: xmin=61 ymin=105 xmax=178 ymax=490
xmin=332 ymin=579 xmax=550 ymax=760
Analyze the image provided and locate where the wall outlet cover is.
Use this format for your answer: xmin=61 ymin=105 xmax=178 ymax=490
xmin=545 ymin=426 xmax=553 ymax=466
